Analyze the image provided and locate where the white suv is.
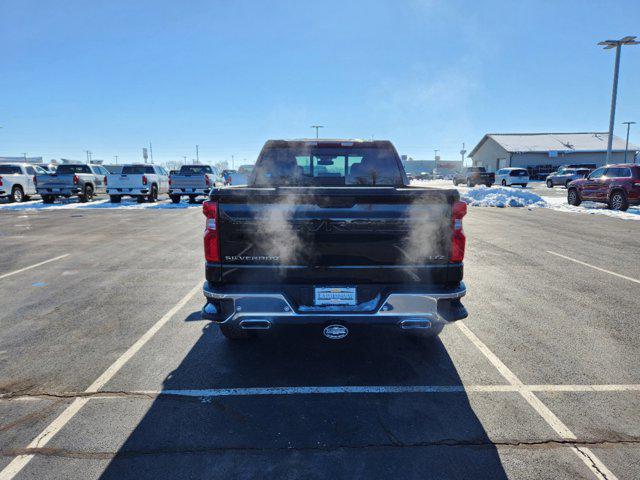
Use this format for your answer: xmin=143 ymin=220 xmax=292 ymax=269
xmin=0 ymin=163 xmax=48 ymax=202
xmin=495 ymin=168 xmax=529 ymax=187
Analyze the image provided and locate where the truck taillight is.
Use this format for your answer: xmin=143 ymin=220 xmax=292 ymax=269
xmin=73 ymin=174 xmax=79 ymax=185
xmin=168 ymin=177 xmax=172 ymax=186
xmin=205 ymin=175 xmax=211 ymax=186
xmin=104 ymin=176 xmax=107 ymax=185
xmin=142 ymin=175 xmax=148 ymax=185
xmin=0 ymin=176 xmax=3 ymax=187
xmin=450 ymin=200 xmax=467 ymax=263
xmin=203 ymin=201 xmax=220 ymax=262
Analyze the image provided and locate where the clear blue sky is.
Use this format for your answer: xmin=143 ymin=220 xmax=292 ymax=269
xmin=1 ymin=0 xmax=639 ymax=165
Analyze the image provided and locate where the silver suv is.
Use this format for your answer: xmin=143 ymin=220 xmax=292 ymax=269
xmin=546 ymin=168 xmax=590 ymax=188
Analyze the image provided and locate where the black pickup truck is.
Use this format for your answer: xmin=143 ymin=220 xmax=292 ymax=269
xmin=201 ymin=139 xmax=467 ymax=340
xmin=453 ymin=167 xmax=495 ymax=187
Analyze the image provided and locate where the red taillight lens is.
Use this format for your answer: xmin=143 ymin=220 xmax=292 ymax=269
xmin=104 ymin=176 xmax=107 ymax=185
xmin=73 ymin=174 xmax=79 ymax=185
xmin=168 ymin=177 xmax=172 ymax=186
xmin=205 ymin=175 xmax=210 ymax=186
xmin=142 ymin=175 xmax=148 ymax=185
xmin=203 ymin=201 xmax=220 ymax=262
xmin=450 ymin=200 xmax=467 ymax=262
xmin=0 ymin=176 xmax=3 ymax=186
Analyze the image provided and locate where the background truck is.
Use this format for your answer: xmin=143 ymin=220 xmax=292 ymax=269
xmin=107 ymin=164 xmax=169 ymax=203
xmin=201 ymin=139 xmax=468 ymax=340
xmin=168 ymin=165 xmax=221 ymax=203
xmin=0 ymin=163 xmax=48 ymax=202
xmin=35 ymin=163 xmax=108 ymax=203
xmin=453 ymin=167 xmax=495 ymax=187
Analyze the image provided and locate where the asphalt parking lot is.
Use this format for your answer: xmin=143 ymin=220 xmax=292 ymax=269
xmin=0 ymin=202 xmax=639 ymax=479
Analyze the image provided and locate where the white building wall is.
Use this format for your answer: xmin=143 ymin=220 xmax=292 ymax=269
xmin=470 ymin=138 xmax=509 ymax=172
xmin=509 ymin=151 xmax=633 ymax=168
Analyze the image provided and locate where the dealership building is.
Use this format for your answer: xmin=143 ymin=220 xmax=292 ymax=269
xmin=468 ymin=132 xmax=638 ymax=177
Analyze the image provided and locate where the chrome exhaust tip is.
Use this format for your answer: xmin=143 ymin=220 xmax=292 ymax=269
xmin=400 ymin=319 xmax=432 ymax=329
xmin=239 ymin=319 xmax=272 ymax=330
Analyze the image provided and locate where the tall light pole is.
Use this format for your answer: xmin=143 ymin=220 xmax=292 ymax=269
xmin=149 ymin=142 xmax=154 ymax=162
xmin=84 ymin=150 xmax=92 ymax=162
xmin=195 ymin=145 xmax=199 ymax=163
xmin=311 ymin=125 xmax=324 ymax=139
xmin=114 ymin=155 xmax=118 ymax=164
xmin=598 ymin=36 xmax=639 ymax=164
xmin=622 ymin=121 xmax=636 ymax=163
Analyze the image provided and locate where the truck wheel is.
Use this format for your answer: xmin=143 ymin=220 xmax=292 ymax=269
xmin=501 ymin=179 xmax=507 ymax=186
xmin=148 ymin=185 xmax=158 ymax=203
xmin=453 ymin=180 xmax=458 ymax=186
xmin=188 ymin=195 xmax=197 ymax=204
xmin=79 ymin=185 xmax=93 ymax=203
xmin=109 ymin=195 xmax=122 ymax=203
xmin=546 ymin=179 xmax=553 ymax=188
xmin=565 ymin=180 xmax=571 ymax=188
xmin=466 ymin=179 xmax=473 ymax=187
xmin=136 ymin=196 xmax=146 ymax=203
xmin=42 ymin=195 xmax=55 ymax=204
xmin=170 ymin=195 xmax=181 ymax=204
xmin=567 ymin=188 xmax=581 ymax=206
xmin=609 ymin=191 xmax=629 ymax=211
xmin=219 ymin=323 xmax=250 ymax=340
xmin=521 ymin=183 xmax=528 ymax=188
xmin=10 ymin=186 xmax=24 ymax=203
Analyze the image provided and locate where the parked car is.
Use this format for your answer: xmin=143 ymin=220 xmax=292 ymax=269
xmin=567 ymin=164 xmax=640 ymax=211
xmin=168 ymin=165 xmax=221 ymax=203
xmin=495 ymin=168 xmax=529 ymax=187
xmin=35 ymin=163 xmax=108 ymax=203
xmin=0 ymin=163 xmax=48 ymax=202
xmin=415 ymin=171 xmax=432 ymax=180
xmin=453 ymin=167 xmax=494 ymax=187
xmin=106 ymin=164 xmax=169 ymax=203
xmin=546 ymin=167 xmax=591 ymax=188
xmin=201 ymin=139 xmax=467 ymax=340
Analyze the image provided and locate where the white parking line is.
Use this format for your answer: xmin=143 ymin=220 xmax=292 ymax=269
xmin=0 ymin=254 xmax=70 ymax=280
xmin=547 ymin=250 xmax=640 ymax=285
xmin=0 ymin=282 xmax=201 ymax=480
xmin=457 ymin=321 xmax=618 ymax=480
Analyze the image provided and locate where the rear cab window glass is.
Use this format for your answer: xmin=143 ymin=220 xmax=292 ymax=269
xmin=0 ymin=165 xmax=22 ymax=174
xmin=122 ymin=165 xmax=155 ymax=174
xmin=252 ymin=143 xmax=404 ymax=187
xmin=57 ymin=165 xmax=91 ymax=174
xmin=180 ymin=166 xmax=212 ymax=174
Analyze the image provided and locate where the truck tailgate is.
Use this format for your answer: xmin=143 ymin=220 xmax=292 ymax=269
xmin=208 ymin=187 xmax=461 ymax=285
xmin=170 ymin=175 xmax=208 ymax=189
xmin=108 ymin=174 xmax=144 ymax=189
xmin=35 ymin=174 xmax=73 ymax=189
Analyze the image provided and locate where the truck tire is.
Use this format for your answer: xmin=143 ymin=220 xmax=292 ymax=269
xmin=219 ymin=323 xmax=250 ymax=340
xmin=565 ymin=180 xmax=571 ymax=188
xmin=453 ymin=179 xmax=458 ymax=186
xmin=501 ymin=179 xmax=507 ymax=186
xmin=136 ymin=196 xmax=146 ymax=203
xmin=42 ymin=195 xmax=55 ymax=204
xmin=10 ymin=186 xmax=24 ymax=203
xmin=188 ymin=195 xmax=197 ymax=204
xmin=567 ymin=188 xmax=581 ymax=206
xmin=170 ymin=195 xmax=181 ymax=204
xmin=79 ymin=185 xmax=94 ymax=203
xmin=148 ymin=185 xmax=158 ymax=203
xmin=609 ymin=191 xmax=629 ymax=211
xmin=466 ymin=179 xmax=473 ymax=187
xmin=109 ymin=195 xmax=122 ymax=203
xmin=546 ymin=179 xmax=553 ymax=188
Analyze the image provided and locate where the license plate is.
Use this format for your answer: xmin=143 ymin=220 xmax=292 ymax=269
xmin=314 ymin=287 xmax=356 ymax=306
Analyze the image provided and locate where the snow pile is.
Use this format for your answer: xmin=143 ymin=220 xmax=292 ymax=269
xmin=461 ymin=186 xmax=547 ymax=208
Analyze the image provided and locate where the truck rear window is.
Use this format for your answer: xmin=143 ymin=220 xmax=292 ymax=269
xmin=122 ymin=165 xmax=155 ymax=174
xmin=179 ymin=165 xmax=212 ymax=174
xmin=56 ymin=165 xmax=91 ymax=174
xmin=0 ymin=165 xmax=21 ymax=174
xmin=252 ymin=146 xmax=404 ymax=186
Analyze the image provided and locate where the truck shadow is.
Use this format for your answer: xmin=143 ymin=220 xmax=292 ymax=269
xmin=98 ymin=320 xmax=508 ymax=479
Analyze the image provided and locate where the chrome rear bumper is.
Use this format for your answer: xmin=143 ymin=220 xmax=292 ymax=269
xmin=202 ymin=282 xmax=467 ymax=332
